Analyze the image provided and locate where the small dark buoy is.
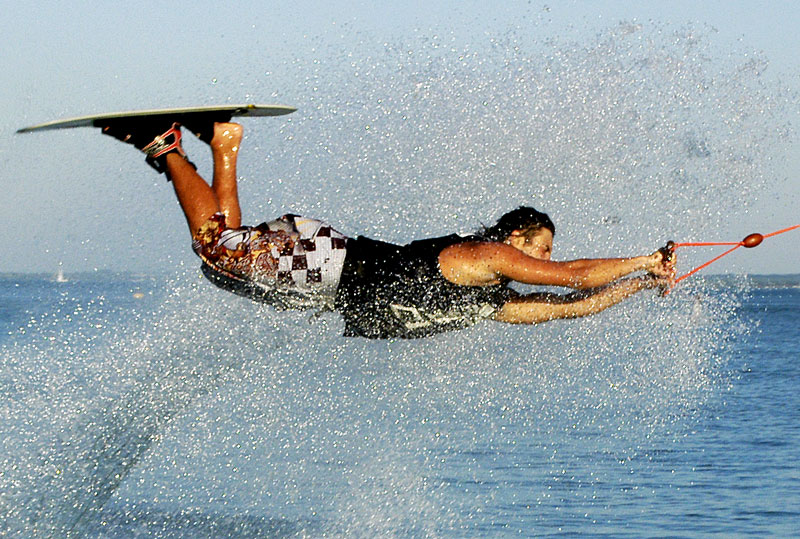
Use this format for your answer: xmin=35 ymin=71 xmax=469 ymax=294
xmin=742 ymin=233 xmax=763 ymax=248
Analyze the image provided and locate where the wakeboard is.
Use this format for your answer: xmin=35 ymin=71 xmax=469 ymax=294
xmin=17 ymin=104 xmax=296 ymax=133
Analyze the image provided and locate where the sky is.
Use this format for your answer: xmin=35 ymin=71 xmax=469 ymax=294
xmin=2 ymin=0 xmax=798 ymax=275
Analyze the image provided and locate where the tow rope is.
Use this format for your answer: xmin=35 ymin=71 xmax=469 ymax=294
xmin=665 ymin=224 xmax=800 ymax=290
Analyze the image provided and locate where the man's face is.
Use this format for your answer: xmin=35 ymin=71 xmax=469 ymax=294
xmin=505 ymin=227 xmax=553 ymax=260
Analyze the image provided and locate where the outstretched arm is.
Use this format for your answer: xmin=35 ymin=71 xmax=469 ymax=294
xmin=440 ymin=242 xmax=673 ymax=290
xmin=492 ymin=275 xmax=666 ymax=325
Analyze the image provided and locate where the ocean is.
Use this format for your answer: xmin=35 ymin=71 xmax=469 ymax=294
xmin=1 ymin=271 xmax=798 ymax=537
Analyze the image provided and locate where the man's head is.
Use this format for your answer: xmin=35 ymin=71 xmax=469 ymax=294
xmin=481 ymin=206 xmax=556 ymax=260
xmin=481 ymin=206 xmax=555 ymax=241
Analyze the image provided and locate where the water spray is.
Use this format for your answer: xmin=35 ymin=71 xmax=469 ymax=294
xmin=664 ymin=224 xmax=800 ymax=291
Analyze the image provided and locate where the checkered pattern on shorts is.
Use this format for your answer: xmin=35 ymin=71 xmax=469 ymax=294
xmin=270 ymin=215 xmax=348 ymax=292
xmin=194 ymin=213 xmax=350 ymax=309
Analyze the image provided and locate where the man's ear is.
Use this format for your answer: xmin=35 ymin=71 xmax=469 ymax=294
xmin=504 ymin=229 xmax=525 ymax=245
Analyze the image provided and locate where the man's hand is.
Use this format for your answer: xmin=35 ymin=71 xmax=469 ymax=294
xmin=648 ymin=242 xmax=677 ymax=294
xmin=647 ymin=241 xmax=677 ymax=279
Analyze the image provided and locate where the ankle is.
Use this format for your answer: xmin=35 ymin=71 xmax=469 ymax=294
xmin=210 ymin=122 xmax=243 ymax=152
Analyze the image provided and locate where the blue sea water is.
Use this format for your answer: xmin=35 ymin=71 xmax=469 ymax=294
xmin=0 ymin=272 xmax=798 ymax=537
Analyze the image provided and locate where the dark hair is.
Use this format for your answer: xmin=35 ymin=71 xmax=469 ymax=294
xmin=479 ymin=206 xmax=555 ymax=242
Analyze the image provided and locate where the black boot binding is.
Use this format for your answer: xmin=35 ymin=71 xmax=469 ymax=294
xmin=101 ymin=121 xmax=196 ymax=177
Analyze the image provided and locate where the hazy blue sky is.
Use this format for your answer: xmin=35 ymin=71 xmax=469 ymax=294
xmin=2 ymin=1 xmax=798 ymax=275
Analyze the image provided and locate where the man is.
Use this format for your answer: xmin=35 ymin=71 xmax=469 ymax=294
xmin=103 ymin=121 xmax=675 ymax=339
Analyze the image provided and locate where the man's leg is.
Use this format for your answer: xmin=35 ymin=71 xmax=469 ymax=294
xmin=209 ymin=123 xmax=243 ymax=228
xmin=167 ymin=123 xmax=244 ymax=236
xmin=103 ymin=120 xmax=244 ymax=237
xmin=164 ymin=152 xmax=221 ymax=237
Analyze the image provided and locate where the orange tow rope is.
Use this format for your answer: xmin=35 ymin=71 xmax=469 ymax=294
xmin=668 ymin=224 xmax=800 ymax=288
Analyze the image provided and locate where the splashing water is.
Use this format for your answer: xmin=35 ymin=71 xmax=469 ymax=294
xmin=257 ymin=23 xmax=790 ymax=255
xmin=1 ymin=24 xmax=793 ymax=536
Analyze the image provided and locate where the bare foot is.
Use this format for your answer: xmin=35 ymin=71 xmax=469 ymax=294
xmin=210 ymin=122 xmax=243 ymax=155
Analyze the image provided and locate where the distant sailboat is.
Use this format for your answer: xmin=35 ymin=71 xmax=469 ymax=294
xmin=54 ymin=263 xmax=68 ymax=283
